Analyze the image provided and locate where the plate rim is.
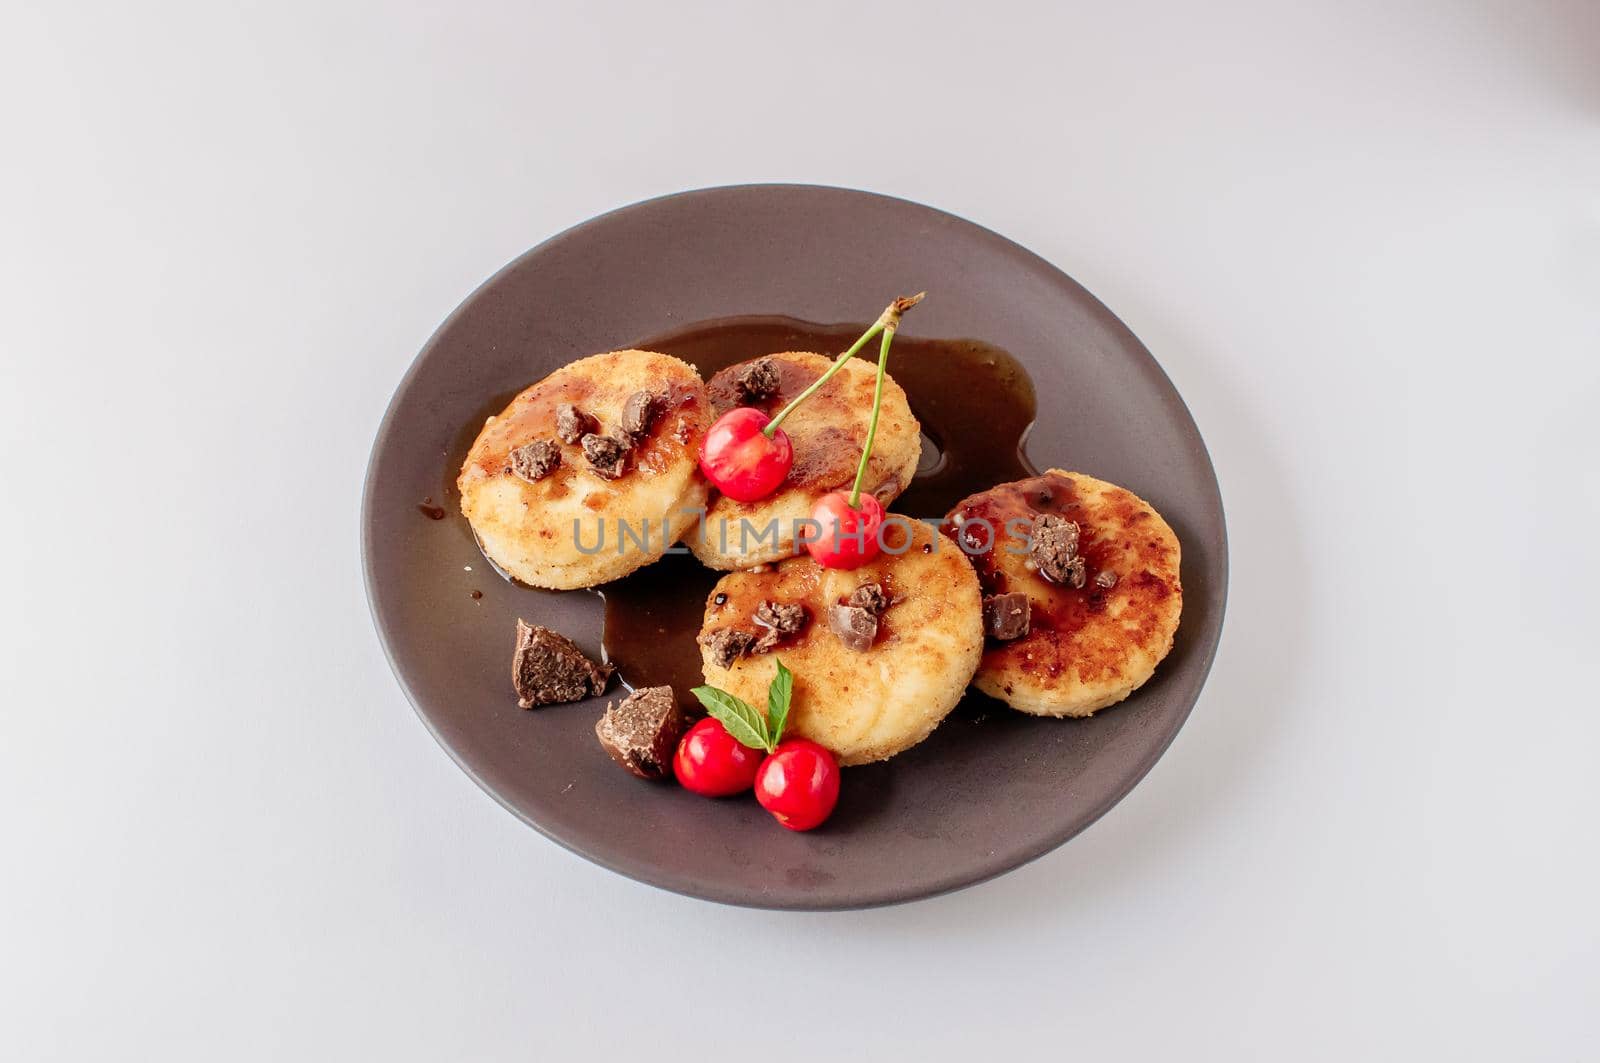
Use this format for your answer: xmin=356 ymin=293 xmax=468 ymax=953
xmin=361 ymin=182 xmax=1229 ymax=910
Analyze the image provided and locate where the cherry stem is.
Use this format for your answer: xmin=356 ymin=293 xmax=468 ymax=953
xmin=763 ymin=292 xmax=926 ymax=437
xmin=847 ymin=324 xmax=898 ymax=509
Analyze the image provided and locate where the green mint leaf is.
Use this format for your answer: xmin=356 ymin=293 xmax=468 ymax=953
xmin=691 ymin=685 xmax=772 ymax=752
xmin=765 ymin=659 xmax=793 ymax=746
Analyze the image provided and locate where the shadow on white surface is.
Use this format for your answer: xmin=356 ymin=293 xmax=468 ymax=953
xmin=1470 ymin=0 xmax=1600 ymax=113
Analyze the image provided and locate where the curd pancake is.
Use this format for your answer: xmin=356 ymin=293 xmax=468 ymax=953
xmin=689 ymin=352 xmax=921 ymax=570
xmin=944 ymin=469 xmax=1182 ymax=717
xmin=458 ymin=350 xmax=710 ymax=589
xmin=698 ymin=519 xmax=982 ymax=765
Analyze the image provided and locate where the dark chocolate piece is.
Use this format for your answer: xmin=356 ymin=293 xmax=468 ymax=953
xmin=755 ymin=600 xmax=807 ymax=637
xmin=1095 ymin=570 xmax=1118 ymax=590
xmin=982 ymin=592 xmax=1031 ymax=641
xmin=595 ymin=686 xmax=685 ymax=780
xmin=1030 ymin=513 xmax=1083 ymax=586
xmin=580 ymin=432 xmax=630 ymax=479
xmin=700 ymin=628 xmax=756 ymax=670
xmin=733 ymin=357 xmax=779 ymax=402
xmin=511 ymin=619 xmax=613 ymax=708
xmin=848 ymin=582 xmax=891 ymax=616
xmin=752 ymin=600 xmax=808 ymax=653
xmin=827 ymin=603 xmax=878 ymax=652
xmin=620 ymin=389 xmax=663 ymax=440
xmin=509 ymin=438 xmax=561 ymax=482
xmin=556 ymin=403 xmax=598 ymax=445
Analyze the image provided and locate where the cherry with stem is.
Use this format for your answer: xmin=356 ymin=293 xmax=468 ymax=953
xmin=805 ymin=293 xmax=924 ymax=569
xmin=698 ymin=293 xmax=925 ymax=503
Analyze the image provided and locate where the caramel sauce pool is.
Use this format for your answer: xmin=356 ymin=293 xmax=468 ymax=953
xmin=600 ymin=316 xmax=1037 ymax=702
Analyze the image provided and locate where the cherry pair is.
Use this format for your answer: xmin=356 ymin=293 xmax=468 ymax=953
xmin=698 ymin=294 xmax=924 ymax=570
xmin=677 ymin=660 xmax=841 ymax=830
xmin=674 ymin=719 xmax=840 ymax=831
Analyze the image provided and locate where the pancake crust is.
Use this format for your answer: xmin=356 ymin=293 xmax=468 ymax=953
xmin=457 ymin=350 xmax=710 ymax=589
xmin=689 ymin=352 xmax=921 ymax=570
xmin=699 ymin=519 xmax=983 ymax=765
xmin=944 ymin=469 xmax=1182 ymax=716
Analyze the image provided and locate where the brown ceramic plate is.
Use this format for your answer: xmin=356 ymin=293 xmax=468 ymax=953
xmin=362 ymin=185 xmax=1226 ymax=909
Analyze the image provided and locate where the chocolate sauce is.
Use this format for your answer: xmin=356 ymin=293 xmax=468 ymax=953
xmin=418 ymin=498 xmax=446 ymax=520
xmin=947 ymin=471 xmax=1119 ymax=644
xmin=599 ymin=551 xmax=718 ymax=709
xmin=600 ymin=316 xmax=1037 ymax=696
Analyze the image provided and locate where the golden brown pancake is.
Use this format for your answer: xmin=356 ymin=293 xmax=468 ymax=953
xmin=943 ymin=469 xmax=1182 ymax=716
xmin=457 ymin=350 xmax=710 ymax=589
xmin=698 ymin=519 xmax=983 ymax=765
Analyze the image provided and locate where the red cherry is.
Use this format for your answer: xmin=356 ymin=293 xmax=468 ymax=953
xmin=804 ymin=491 xmax=885 ymax=569
xmin=698 ymin=407 xmax=794 ymax=502
xmin=673 ymin=718 xmax=763 ymax=797
xmin=754 ymin=739 xmax=841 ymax=831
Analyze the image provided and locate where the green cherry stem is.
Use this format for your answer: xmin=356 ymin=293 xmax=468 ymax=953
xmin=846 ymin=292 xmax=923 ymax=508
xmin=763 ymin=292 xmax=926 ymax=438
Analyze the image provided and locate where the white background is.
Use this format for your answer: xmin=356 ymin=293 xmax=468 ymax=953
xmin=4 ymin=2 xmax=1597 ymax=1059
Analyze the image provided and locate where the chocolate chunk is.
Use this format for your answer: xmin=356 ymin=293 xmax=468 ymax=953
xmin=752 ymin=600 xmax=808 ymax=652
xmin=509 ymin=438 xmax=561 ymax=482
xmin=1095 ymin=570 xmax=1118 ymax=590
xmin=755 ymin=600 xmax=808 ymax=637
xmin=700 ymin=628 xmax=756 ymax=670
xmin=556 ymin=403 xmax=599 ymax=445
xmin=620 ymin=389 xmax=662 ymax=440
xmin=595 ymin=686 xmax=686 ymax=780
xmin=580 ymin=432 xmax=630 ymax=479
xmin=983 ymin=592 xmax=1031 ymax=641
xmin=1063 ymin=555 xmax=1088 ymax=589
xmin=847 ymin=582 xmax=891 ymax=617
xmin=827 ymin=603 xmax=878 ymax=652
xmin=511 ymin=619 xmax=613 ymax=708
xmin=1030 ymin=513 xmax=1083 ymax=586
xmin=733 ymin=358 xmax=779 ymax=402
